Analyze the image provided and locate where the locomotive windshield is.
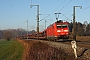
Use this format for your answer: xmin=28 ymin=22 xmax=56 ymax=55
xmin=57 ymin=24 xmax=67 ymax=28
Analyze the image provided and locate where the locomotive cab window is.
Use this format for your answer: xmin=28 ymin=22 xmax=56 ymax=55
xmin=57 ymin=25 xmax=62 ymax=28
xmin=57 ymin=24 xmax=67 ymax=28
xmin=62 ymin=24 xmax=67 ymax=28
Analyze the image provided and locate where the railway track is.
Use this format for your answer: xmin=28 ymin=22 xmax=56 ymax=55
xmin=23 ymin=38 xmax=90 ymax=49
xmin=58 ymin=39 xmax=90 ymax=49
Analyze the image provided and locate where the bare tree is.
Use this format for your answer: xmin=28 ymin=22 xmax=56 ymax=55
xmin=3 ymin=30 xmax=13 ymax=41
xmin=83 ymin=21 xmax=88 ymax=32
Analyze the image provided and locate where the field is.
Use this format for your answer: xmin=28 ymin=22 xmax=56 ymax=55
xmin=0 ymin=39 xmax=24 ymax=60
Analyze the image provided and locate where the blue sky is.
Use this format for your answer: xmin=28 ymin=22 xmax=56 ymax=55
xmin=0 ymin=0 xmax=90 ymax=31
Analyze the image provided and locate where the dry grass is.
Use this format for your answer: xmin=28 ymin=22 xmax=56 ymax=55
xmin=18 ymin=39 xmax=86 ymax=60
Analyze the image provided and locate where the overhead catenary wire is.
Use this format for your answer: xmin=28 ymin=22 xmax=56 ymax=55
xmin=40 ymin=0 xmax=73 ymax=22
xmin=57 ymin=0 xmax=90 ymax=22
xmin=21 ymin=0 xmax=32 ymax=29
xmin=54 ymin=0 xmax=73 ymax=21
xmin=61 ymin=14 xmax=72 ymax=21
xmin=26 ymin=0 xmax=32 ymax=20
xmin=27 ymin=8 xmax=32 ymax=20
xmin=76 ymin=5 xmax=90 ymax=14
xmin=40 ymin=0 xmax=66 ymax=21
xmin=31 ymin=0 xmax=32 ymax=5
xmin=55 ymin=0 xmax=73 ymax=22
xmin=58 ymin=0 xmax=89 ymax=22
xmin=51 ymin=0 xmax=66 ymax=15
xmin=61 ymin=0 xmax=90 ymax=22
xmin=81 ymin=0 xmax=89 ymax=5
xmin=40 ymin=14 xmax=50 ymax=21
xmin=76 ymin=0 xmax=90 ymax=14
xmin=58 ymin=0 xmax=72 ymax=12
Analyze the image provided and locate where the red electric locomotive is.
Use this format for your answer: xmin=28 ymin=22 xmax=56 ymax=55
xmin=46 ymin=20 xmax=69 ymax=40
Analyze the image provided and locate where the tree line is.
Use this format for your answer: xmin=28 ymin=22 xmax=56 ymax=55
xmin=0 ymin=28 xmax=36 ymax=40
xmin=69 ymin=22 xmax=90 ymax=36
xmin=0 ymin=22 xmax=90 ymax=40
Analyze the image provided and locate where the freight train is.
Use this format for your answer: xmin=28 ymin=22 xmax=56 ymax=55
xmin=19 ymin=20 xmax=70 ymax=41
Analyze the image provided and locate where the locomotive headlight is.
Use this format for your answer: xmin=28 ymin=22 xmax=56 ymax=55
xmin=66 ymin=33 xmax=68 ymax=34
xmin=64 ymin=30 xmax=68 ymax=32
xmin=57 ymin=30 xmax=61 ymax=32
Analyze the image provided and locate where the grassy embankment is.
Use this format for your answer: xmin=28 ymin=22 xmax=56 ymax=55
xmin=0 ymin=39 xmax=23 ymax=60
